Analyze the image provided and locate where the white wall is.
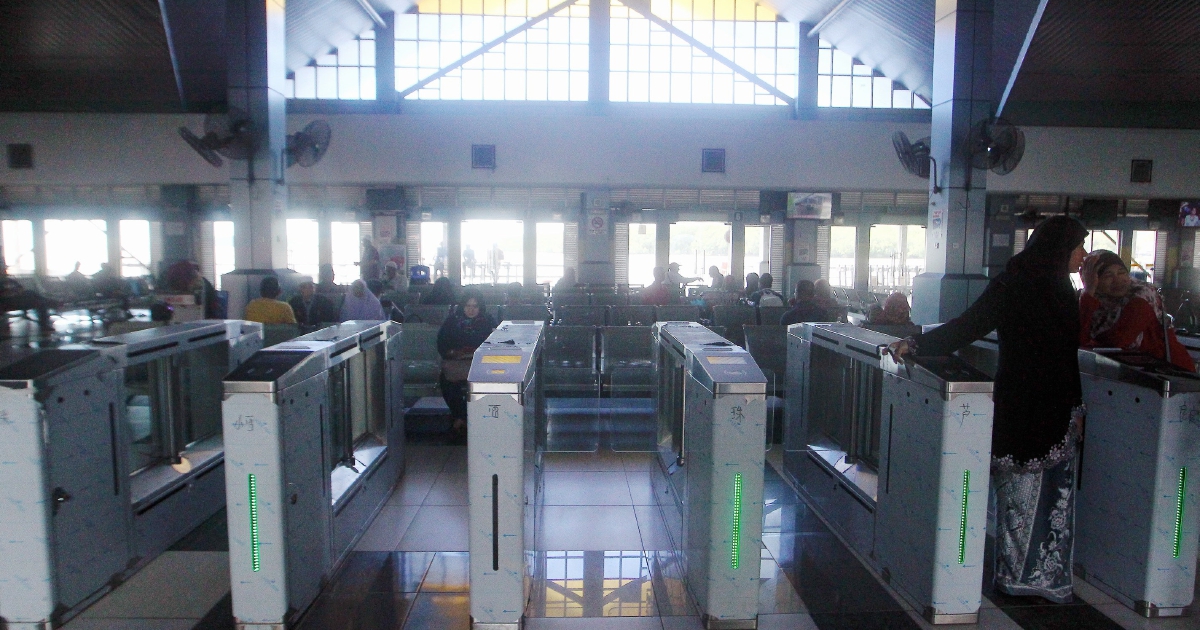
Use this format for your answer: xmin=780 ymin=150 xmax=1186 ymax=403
xmin=2 ymin=109 xmax=1199 ymax=198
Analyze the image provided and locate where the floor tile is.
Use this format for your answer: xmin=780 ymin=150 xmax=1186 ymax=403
xmin=621 ymin=452 xmax=660 ymax=473
xmin=386 ymin=473 xmax=438 ymax=506
xmin=646 ymin=550 xmax=697 ymax=617
xmin=758 ymin=613 xmax=820 ymax=630
xmin=439 ymin=446 xmax=468 ymax=474
xmin=356 ymin=504 xmax=421 ymax=551
xmin=759 ymin=555 xmax=807 ymax=615
xmin=625 ymin=471 xmax=659 ymax=505
xmin=61 ymin=619 xmax=198 ymax=630
xmin=1090 ymin=602 xmax=1200 ymax=630
xmin=398 ymin=505 xmax=469 ymax=551
xmin=403 ymin=592 xmax=470 ymax=630
xmin=421 ymin=552 xmax=470 ymax=593
xmin=634 ymin=504 xmax=675 ymax=551
xmin=661 ymin=617 xmax=705 ymax=630
xmin=543 ymin=471 xmax=633 ymax=505
xmin=543 ymin=450 xmax=627 ymax=472
xmin=526 ymin=617 xmax=665 ymax=629
xmin=775 ymin=525 xmax=911 ymax=615
xmin=808 ymin=610 xmax=922 ymax=629
xmin=297 ymin=592 xmax=416 ymax=630
xmin=79 ymin=551 xmax=229 ymax=620
xmin=403 ymin=445 xmax=452 ymax=475
xmin=541 ymin=506 xmax=642 ymax=551
xmin=192 ymin=592 xmax=233 ymax=630
xmin=331 ymin=551 xmax=435 ymax=595
xmin=423 ymin=473 xmax=468 ymax=506
xmin=168 ymin=508 xmax=229 ymax=552
xmin=528 ymin=550 xmax=660 ymax=618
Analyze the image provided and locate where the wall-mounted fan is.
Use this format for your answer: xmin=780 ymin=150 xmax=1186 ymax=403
xmin=892 ymin=131 xmax=941 ymax=192
xmin=969 ymin=117 xmax=1025 ymax=175
xmin=178 ymin=108 xmax=256 ymax=167
xmin=286 ymin=120 xmax=332 ymax=168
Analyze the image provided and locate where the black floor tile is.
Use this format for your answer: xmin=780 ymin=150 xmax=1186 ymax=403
xmin=421 ymin=552 xmax=470 ymax=593
xmin=331 ymin=551 xmax=435 ymax=595
xmin=169 ymin=508 xmax=229 ymax=552
xmin=403 ymin=592 xmax=469 ymax=630
xmin=193 ymin=592 xmax=234 ymax=630
xmin=809 ymin=610 xmax=922 ymax=630
xmin=763 ymin=464 xmax=800 ymax=507
xmin=297 ymin=592 xmax=417 ymax=630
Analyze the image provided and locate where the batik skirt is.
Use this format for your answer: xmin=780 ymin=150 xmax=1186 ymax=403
xmin=991 ymin=411 xmax=1083 ymax=603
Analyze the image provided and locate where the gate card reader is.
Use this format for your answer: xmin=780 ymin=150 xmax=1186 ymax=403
xmin=1075 ymin=349 xmax=1200 ymax=617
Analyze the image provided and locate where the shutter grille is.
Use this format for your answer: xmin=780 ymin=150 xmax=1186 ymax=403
xmin=817 ymin=224 xmax=831 ymax=280
xmin=564 ymin=222 xmax=579 ymax=272
xmin=769 ymin=224 xmax=785 ymax=281
xmin=406 ymin=221 xmax=422 ymax=271
xmin=1013 ymin=229 xmax=1028 ymax=254
xmin=734 ymin=190 xmax=760 ymax=210
xmin=614 ymin=222 xmax=629 ymax=284
xmin=840 ymin=192 xmax=862 ymax=210
xmin=199 ymin=221 xmax=216 ymax=284
xmin=1155 ymin=231 xmax=1169 ymax=285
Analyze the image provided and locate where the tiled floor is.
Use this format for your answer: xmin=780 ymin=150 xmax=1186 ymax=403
xmin=55 ymin=435 xmax=1200 ymax=630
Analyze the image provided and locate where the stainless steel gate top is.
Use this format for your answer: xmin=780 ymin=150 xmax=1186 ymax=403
xmin=655 ymin=322 xmax=767 ymax=396
xmin=93 ymin=320 xmax=263 ymax=367
xmin=1078 ymin=350 xmax=1200 ymax=395
xmin=468 ymin=321 xmax=544 ymax=398
xmin=224 ymin=321 xmax=399 ymax=394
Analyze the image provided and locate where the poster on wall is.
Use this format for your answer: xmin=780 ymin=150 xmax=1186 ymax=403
xmin=786 ymin=193 xmax=833 ymax=220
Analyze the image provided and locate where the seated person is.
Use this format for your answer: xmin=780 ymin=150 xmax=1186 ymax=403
xmin=340 ymin=279 xmax=386 ymax=321
xmin=552 ymin=268 xmax=579 ymax=297
xmin=64 ymin=262 xmax=91 ymax=292
xmin=780 ymin=280 xmax=841 ymax=325
xmin=813 ymin=279 xmax=840 ymax=311
xmin=243 ymin=276 xmax=296 ymax=324
xmin=316 ymin=263 xmax=344 ymax=295
xmin=1080 ymin=250 xmax=1194 ymax=371
xmin=863 ymin=292 xmax=920 ymax=336
xmin=288 ymin=280 xmax=338 ymax=327
xmin=708 ymin=265 xmax=724 ymax=289
xmin=747 ymin=273 xmax=785 ymax=306
xmin=164 ymin=260 xmax=221 ymax=318
xmin=641 ymin=266 xmax=674 ymax=306
xmin=422 ymin=276 xmax=457 ymax=305
xmin=381 ymin=260 xmax=406 ymax=292
xmin=437 ymin=291 xmax=497 ymax=436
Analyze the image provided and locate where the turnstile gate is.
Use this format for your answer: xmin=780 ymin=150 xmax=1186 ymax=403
xmin=222 ymin=321 xmax=403 ymax=630
xmin=467 ymin=321 xmax=545 ymax=630
xmin=786 ymin=323 xmax=993 ymax=624
xmin=1074 ymin=350 xmax=1200 ymax=617
xmin=0 ymin=320 xmax=263 ymax=629
xmin=652 ymin=321 xmax=768 ymax=630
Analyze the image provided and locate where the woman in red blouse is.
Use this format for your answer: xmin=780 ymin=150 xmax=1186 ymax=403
xmin=1079 ymin=250 xmax=1194 ymax=371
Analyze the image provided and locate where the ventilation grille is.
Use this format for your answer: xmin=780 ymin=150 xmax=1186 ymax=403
xmin=565 ymin=222 xmax=579 ymax=272
xmin=1155 ymin=231 xmax=1169 ymax=286
xmin=1013 ymin=229 xmax=1028 ymax=255
xmin=817 ymin=224 xmax=831 ymax=280
xmin=614 ymin=222 xmax=629 ymax=285
xmin=769 ymin=224 xmax=785 ymax=281
xmin=200 ymin=221 xmax=216 ymax=284
xmin=406 ymin=221 xmax=422 ymax=272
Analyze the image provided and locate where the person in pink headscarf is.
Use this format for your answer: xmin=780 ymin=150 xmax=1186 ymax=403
xmin=867 ymin=292 xmax=914 ymax=326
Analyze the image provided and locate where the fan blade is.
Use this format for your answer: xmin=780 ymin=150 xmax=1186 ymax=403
xmin=178 ymin=127 xmax=223 ymax=167
xmin=989 ymin=125 xmax=1025 ymax=175
xmin=300 ymin=120 xmax=331 ymax=167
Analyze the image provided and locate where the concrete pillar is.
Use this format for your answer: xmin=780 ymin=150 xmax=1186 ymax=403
xmin=447 ymin=214 xmax=462 ymax=285
xmin=588 ymin=0 xmax=610 ymax=106
xmin=227 ymin=0 xmax=288 ymax=270
xmin=376 ymin=13 xmax=396 ymax=103
xmin=318 ymin=212 xmax=333 ymax=267
xmin=910 ymin=0 xmax=994 ymax=324
xmin=106 ymin=216 xmax=122 ymax=272
xmin=579 ymin=190 xmax=615 ymax=284
xmin=655 ymin=218 xmax=671 ymax=271
xmin=730 ymin=221 xmax=745 ymax=288
xmin=32 ymin=218 xmax=46 ymax=278
xmin=523 ymin=216 xmax=538 ymax=287
xmin=795 ymin=22 xmax=819 ymax=119
xmin=855 ymin=221 xmax=871 ymax=291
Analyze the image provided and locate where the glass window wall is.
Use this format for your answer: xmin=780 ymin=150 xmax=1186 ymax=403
xmin=536 ymin=222 xmax=565 ymax=285
xmin=420 ymin=222 xmax=448 ymax=278
xmin=628 ymin=222 xmax=656 ymax=287
xmin=331 ymin=221 xmax=364 ymax=284
xmin=462 ymin=219 xmax=524 ymax=284
xmin=1131 ymin=230 xmax=1158 ymax=283
xmin=286 ymin=219 xmax=320 ymax=280
xmin=44 ymin=220 xmax=108 ymax=277
xmin=668 ymin=221 xmax=729 ymax=288
xmin=828 ymin=225 xmax=856 ymax=288
xmin=213 ymin=221 xmax=235 ymax=289
xmin=743 ymin=225 xmax=766 ymax=280
xmin=119 ymin=220 xmax=152 ymax=277
xmin=2 ymin=220 xmax=35 ymax=276
xmin=867 ymin=224 xmax=924 ymax=293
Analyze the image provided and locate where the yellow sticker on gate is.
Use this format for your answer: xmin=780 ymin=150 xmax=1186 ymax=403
xmin=482 ymin=355 xmax=522 ymax=364
xmin=707 ymin=356 xmax=747 ymax=365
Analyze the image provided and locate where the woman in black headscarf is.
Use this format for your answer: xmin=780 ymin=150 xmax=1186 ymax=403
xmin=888 ymin=215 xmax=1088 ymax=603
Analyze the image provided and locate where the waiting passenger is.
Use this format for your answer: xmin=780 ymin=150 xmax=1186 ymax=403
xmin=641 ymin=266 xmax=673 ymax=306
xmin=552 ymin=268 xmax=578 ymax=296
xmin=744 ymin=272 xmax=760 ymax=296
xmin=288 ymin=280 xmax=338 ymax=328
xmin=164 ymin=260 xmax=220 ymax=318
xmin=381 ymin=261 xmax=405 ymax=292
xmin=780 ymin=280 xmax=839 ymax=325
xmin=1079 ymin=250 xmax=1194 ymax=371
xmin=340 ymin=279 xmax=386 ymax=321
xmin=887 ymin=215 xmax=1088 ymax=604
xmin=317 ymin=263 xmax=343 ymax=295
xmin=422 ymin=276 xmax=457 ymax=305
xmin=708 ymin=266 xmax=724 ymax=289
xmin=868 ymin=293 xmax=915 ymax=325
xmin=812 ymin=279 xmax=839 ymax=311
xmin=243 ymin=276 xmax=297 ymax=324
xmin=437 ymin=290 xmax=497 ymax=438
xmin=747 ymin=273 xmax=784 ymax=306
xmin=722 ymin=275 xmax=739 ymax=293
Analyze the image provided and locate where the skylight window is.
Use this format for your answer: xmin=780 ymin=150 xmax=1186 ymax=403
xmin=816 ymin=39 xmax=926 ymax=109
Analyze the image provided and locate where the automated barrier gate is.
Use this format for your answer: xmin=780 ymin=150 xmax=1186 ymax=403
xmin=956 ymin=340 xmax=1200 ymax=617
xmin=222 ymin=321 xmax=403 ymax=630
xmin=786 ymin=323 xmax=993 ymax=624
xmin=652 ymin=321 xmax=767 ymax=630
xmin=467 ymin=321 xmax=545 ymax=630
xmin=0 ymin=321 xmax=263 ymax=629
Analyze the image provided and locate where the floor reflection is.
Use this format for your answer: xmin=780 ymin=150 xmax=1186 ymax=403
xmin=528 ymin=550 xmax=659 ymax=617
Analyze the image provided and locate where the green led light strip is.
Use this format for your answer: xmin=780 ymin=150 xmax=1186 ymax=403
xmin=958 ymin=470 xmax=969 ymax=565
xmin=731 ymin=472 xmax=743 ymax=570
xmin=249 ymin=473 xmax=261 ymax=572
xmin=1174 ymin=467 xmax=1187 ymax=559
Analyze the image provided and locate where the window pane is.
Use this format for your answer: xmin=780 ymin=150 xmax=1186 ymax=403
xmin=462 ymin=220 xmax=523 ymax=284
xmin=45 ymin=219 xmax=108 ymax=277
xmin=744 ymin=225 xmax=766 ymax=279
xmin=119 ymin=220 xmax=152 ymax=277
xmin=420 ymin=222 xmax=447 ymax=278
xmin=213 ymin=221 xmax=235 ymax=290
xmin=829 ymin=225 xmax=856 ymax=288
xmin=2 ymin=220 xmax=35 ymax=276
xmin=628 ymin=223 xmax=657 ymax=287
xmin=1132 ymin=230 xmax=1157 ymax=283
xmin=286 ymin=219 xmax=320 ymax=280
xmin=669 ymin=221 xmax=730 ymax=288
xmin=331 ymin=222 xmax=363 ymax=286
xmin=536 ymin=222 xmax=565 ymax=285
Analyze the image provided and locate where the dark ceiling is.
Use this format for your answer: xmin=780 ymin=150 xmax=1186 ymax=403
xmin=1 ymin=0 xmax=1199 ymax=127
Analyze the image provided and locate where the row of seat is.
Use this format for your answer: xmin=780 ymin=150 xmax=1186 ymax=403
xmin=400 ymin=323 xmax=789 ymax=400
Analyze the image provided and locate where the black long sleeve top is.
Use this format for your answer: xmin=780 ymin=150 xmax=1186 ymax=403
xmin=913 ymin=271 xmax=1082 ymax=466
xmin=437 ymin=309 xmax=498 ymax=359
